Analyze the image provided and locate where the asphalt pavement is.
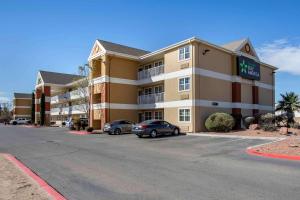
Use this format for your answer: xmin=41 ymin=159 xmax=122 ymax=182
xmin=0 ymin=124 xmax=299 ymax=200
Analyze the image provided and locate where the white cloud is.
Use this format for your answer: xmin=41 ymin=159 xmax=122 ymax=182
xmin=257 ymin=38 xmax=300 ymax=75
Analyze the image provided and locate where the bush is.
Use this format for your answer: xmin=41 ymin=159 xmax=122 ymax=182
xmin=259 ymin=113 xmax=277 ymax=132
xmin=205 ymin=112 xmax=235 ymax=132
xmin=243 ymin=116 xmax=255 ymax=129
xmin=87 ymin=127 xmax=94 ymax=132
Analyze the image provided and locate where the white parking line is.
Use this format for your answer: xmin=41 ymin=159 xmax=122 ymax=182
xmin=187 ymin=133 xmax=281 ymax=140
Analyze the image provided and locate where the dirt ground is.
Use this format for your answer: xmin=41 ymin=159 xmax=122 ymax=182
xmin=252 ymin=136 xmax=300 ymax=156
xmin=208 ymin=127 xmax=300 ymax=138
xmin=0 ymin=154 xmax=50 ymax=200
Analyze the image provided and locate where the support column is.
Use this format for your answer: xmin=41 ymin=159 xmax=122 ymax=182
xmin=252 ymin=85 xmax=259 ymax=116
xmin=232 ymin=82 xmax=242 ymax=129
xmin=43 ymin=86 xmax=51 ymax=126
xmin=35 ymin=88 xmax=41 ymax=124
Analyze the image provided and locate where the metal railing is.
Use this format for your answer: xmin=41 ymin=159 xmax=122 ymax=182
xmin=138 ymin=65 xmax=164 ymax=80
xmin=138 ymin=92 xmax=164 ymax=104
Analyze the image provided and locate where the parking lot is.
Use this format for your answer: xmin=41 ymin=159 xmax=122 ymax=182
xmin=0 ymin=125 xmax=300 ymax=200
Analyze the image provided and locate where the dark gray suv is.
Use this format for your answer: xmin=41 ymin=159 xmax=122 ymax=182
xmin=132 ymin=120 xmax=180 ymax=138
xmin=104 ymin=120 xmax=134 ymax=135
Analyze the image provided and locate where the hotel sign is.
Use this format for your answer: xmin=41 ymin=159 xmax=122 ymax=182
xmin=237 ymin=56 xmax=260 ymax=80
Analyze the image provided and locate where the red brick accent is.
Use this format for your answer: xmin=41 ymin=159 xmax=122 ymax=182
xmin=43 ymin=86 xmax=51 ymax=97
xmin=232 ymin=82 xmax=241 ymax=103
xmin=252 ymin=86 xmax=259 ymax=115
xmin=45 ymin=102 xmax=51 ymax=111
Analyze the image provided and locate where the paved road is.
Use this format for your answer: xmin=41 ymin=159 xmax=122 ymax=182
xmin=0 ymin=125 xmax=299 ymax=200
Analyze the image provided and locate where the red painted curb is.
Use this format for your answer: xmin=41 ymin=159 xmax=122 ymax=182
xmin=2 ymin=153 xmax=66 ymax=200
xmin=246 ymin=148 xmax=300 ymax=161
xmin=69 ymin=131 xmax=91 ymax=135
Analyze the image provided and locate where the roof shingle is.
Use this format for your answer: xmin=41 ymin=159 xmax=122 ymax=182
xmin=39 ymin=71 xmax=84 ymax=85
xmin=97 ymin=39 xmax=150 ymax=57
xmin=14 ymin=93 xmax=32 ymax=99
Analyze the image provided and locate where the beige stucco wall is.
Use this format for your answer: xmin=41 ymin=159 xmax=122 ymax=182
xmin=164 ymin=77 xmax=192 ymax=102
xmin=14 ymin=99 xmax=32 ymax=107
xmin=109 ymin=109 xmax=137 ymax=122
xmin=260 ymin=65 xmax=274 ymax=85
xmin=194 ymin=43 xmax=232 ymax=75
xmin=241 ymin=83 xmax=253 ymax=104
xmin=110 ymin=83 xmax=138 ymax=104
xmin=164 ymin=107 xmax=192 ymax=132
xmin=164 ymin=45 xmax=193 ymax=73
xmin=14 ymin=108 xmax=31 ymax=115
xmin=196 ymin=75 xmax=232 ymax=102
xmin=259 ymin=88 xmax=273 ymax=106
xmin=109 ymin=56 xmax=139 ymax=80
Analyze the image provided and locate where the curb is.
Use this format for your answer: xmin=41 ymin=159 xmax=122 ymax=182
xmin=68 ymin=131 xmax=91 ymax=135
xmin=187 ymin=133 xmax=280 ymax=140
xmin=246 ymin=148 xmax=300 ymax=161
xmin=2 ymin=153 xmax=66 ymax=200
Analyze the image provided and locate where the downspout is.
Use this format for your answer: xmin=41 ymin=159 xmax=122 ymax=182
xmin=191 ymin=40 xmax=196 ymax=133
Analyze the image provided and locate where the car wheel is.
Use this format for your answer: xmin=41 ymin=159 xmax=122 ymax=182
xmin=173 ymin=128 xmax=179 ymax=136
xmin=12 ymin=122 xmax=17 ymax=125
xmin=150 ymin=130 xmax=157 ymax=138
xmin=137 ymin=135 xmax=142 ymax=138
xmin=114 ymin=128 xmax=121 ymax=135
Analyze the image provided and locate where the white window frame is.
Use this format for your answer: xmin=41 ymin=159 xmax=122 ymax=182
xmin=178 ymin=45 xmax=191 ymax=61
xmin=178 ymin=76 xmax=191 ymax=92
xmin=154 ymin=60 xmax=164 ymax=68
xmin=144 ymin=111 xmax=152 ymax=120
xmin=178 ymin=108 xmax=191 ymax=122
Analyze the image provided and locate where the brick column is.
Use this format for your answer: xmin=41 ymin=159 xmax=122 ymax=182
xmin=232 ymin=82 xmax=242 ymax=129
xmin=252 ymin=85 xmax=259 ymax=116
xmin=43 ymin=86 xmax=51 ymax=126
xmin=35 ymin=88 xmax=42 ymax=124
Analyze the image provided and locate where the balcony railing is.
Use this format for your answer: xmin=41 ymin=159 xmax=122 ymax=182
xmin=50 ymin=88 xmax=88 ymax=104
xmin=138 ymin=65 xmax=164 ymax=80
xmin=50 ymin=104 xmax=88 ymax=115
xmin=138 ymin=92 xmax=164 ymax=104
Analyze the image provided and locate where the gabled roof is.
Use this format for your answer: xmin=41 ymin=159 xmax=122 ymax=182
xmin=39 ymin=70 xmax=84 ymax=85
xmin=221 ymin=38 xmax=248 ymax=51
xmin=97 ymin=39 xmax=150 ymax=57
xmin=14 ymin=93 xmax=32 ymax=99
xmin=221 ymin=38 xmax=259 ymax=59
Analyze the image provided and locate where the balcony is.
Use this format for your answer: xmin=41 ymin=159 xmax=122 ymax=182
xmin=50 ymin=104 xmax=87 ymax=116
xmin=138 ymin=65 xmax=164 ymax=80
xmin=138 ymin=93 xmax=164 ymax=104
xmin=50 ymin=88 xmax=88 ymax=104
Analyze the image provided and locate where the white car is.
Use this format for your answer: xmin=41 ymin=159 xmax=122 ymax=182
xmin=10 ymin=118 xmax=30 ymax=125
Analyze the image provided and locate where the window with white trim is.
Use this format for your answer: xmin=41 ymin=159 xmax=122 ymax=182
xmin=179 ymin=77 xmax=190 ymax=91
xmin=144 ymin=111 xmax=152 ymax=120
xmin=179 ymin=108 xmax=190 ymax=122
xmin=179 ymin=45 xmax=190 ymax=60
xmin=154 ymin=111 xmax=163 ymax=120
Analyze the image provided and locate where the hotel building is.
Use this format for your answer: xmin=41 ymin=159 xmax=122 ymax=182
xmin=88 ymin=37 xmax=277 ymax=132
xmin=13 ymin=93 xmax=32 ymax=120
xmin=35 ymin=70 xmax=88 ymax=126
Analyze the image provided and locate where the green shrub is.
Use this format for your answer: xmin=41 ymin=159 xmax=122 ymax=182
xmin=205 ymin=112 xmax=235 ymax=132
xmin=259 ymin=113 xmax=277 ymax=132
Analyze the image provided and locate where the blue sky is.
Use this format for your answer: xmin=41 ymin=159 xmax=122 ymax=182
xmin=0 ymin=0 xmax=300 ymax=104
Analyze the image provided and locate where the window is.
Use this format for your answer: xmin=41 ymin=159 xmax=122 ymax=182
xmin=179 ymin=45 xmax=190 ymax=60
xmin=144 ymin=111 xmax=152 ymax=120
xmin=144 ymin=88 xmax=153 ymax=95
xmin=154 ymin=85 xmax=163 ymax=94
xmin=154 ymin=111 xmax=163 ymax=120
xmin=179 ymin=77 xmax=190 ymax=91
xmin=179 ymin=108 xmax=191 ymax=122
xmin=154 ymin=60 xmax=164 ymax=67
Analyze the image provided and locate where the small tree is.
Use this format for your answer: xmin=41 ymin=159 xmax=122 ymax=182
xmin=31 ymin=92 xmax=35 ymax=123
xmin=40 ymin=93 xmax=45 ymax=126
xmin=73 ymin=64 xmax=92 ymax=122
xmin=276 ymin=92 xmax=300 ymax=133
